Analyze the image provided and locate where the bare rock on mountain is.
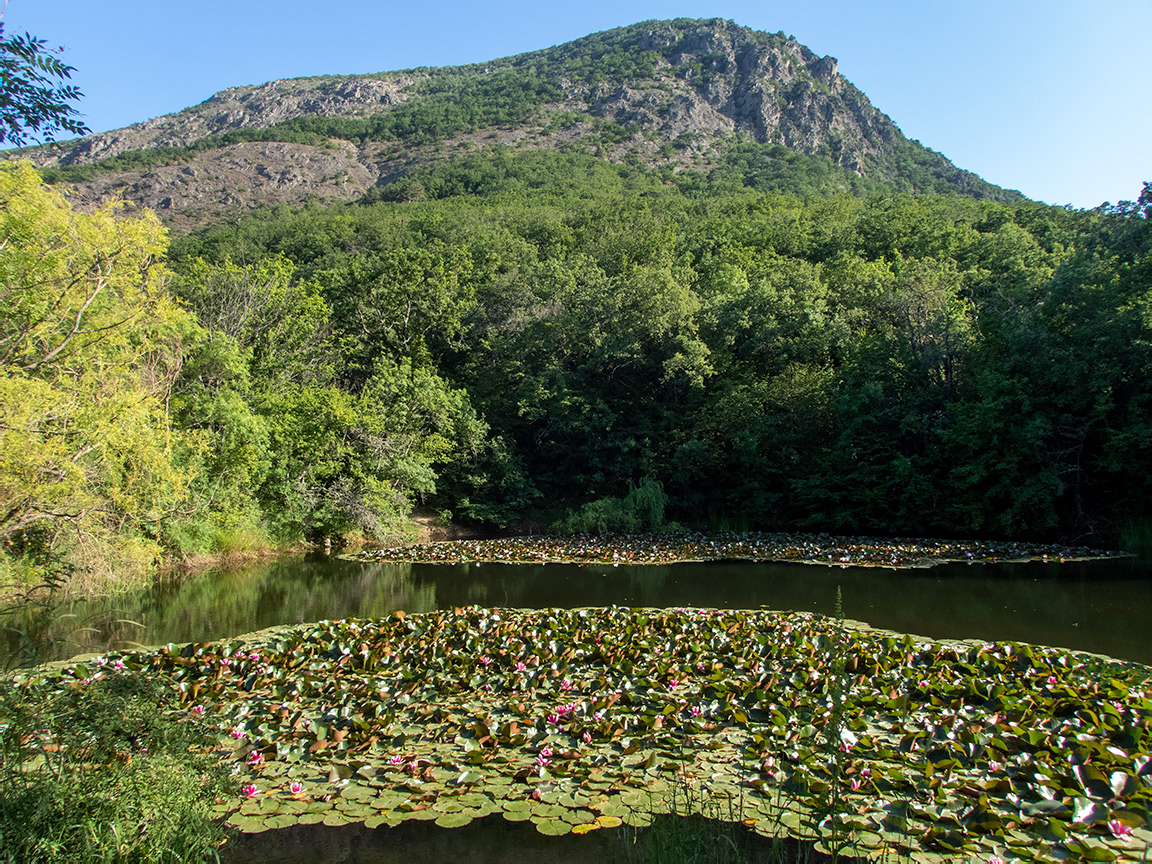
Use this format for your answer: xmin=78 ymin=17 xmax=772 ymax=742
xmin=62 ymin=141 xmax=374 ymax=229
xmin=26 ymin=77 xmax=409 ymax=167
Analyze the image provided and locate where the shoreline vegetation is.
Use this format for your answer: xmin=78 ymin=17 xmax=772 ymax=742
xmin=7 ymin=604 xmax=1150 ymax=863
xmin=353 ymin=531 xmax=1130 ymax=570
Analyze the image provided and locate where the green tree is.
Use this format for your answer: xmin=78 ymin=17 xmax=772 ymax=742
xmin=0 ymin=162 xmax=189 ymax=589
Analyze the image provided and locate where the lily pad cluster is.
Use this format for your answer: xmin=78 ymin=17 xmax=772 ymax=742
xmin=11 ymin=606 xmax=1152 ymax=862
xmin=355 ymin=532 xmax=1125 ymax=569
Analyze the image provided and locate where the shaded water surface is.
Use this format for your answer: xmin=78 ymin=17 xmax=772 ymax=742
xmin=16 ymin=555 xmax=1152 ymax=664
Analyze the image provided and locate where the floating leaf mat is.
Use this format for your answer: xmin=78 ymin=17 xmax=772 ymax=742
xmin=354 ymin=531 xmax=1127 ymax=569
xmin=13 ymin=606 xmax=1152 ymax=862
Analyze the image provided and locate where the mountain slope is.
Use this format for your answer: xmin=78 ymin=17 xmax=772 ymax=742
xmin=14 ymin=19 xmax=1022 ymax=224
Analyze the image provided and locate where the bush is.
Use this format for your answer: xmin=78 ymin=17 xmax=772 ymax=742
xmin=556 ymin=477 xmax=671 ymax=534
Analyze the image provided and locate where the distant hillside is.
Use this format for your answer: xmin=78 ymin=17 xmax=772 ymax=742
xmin=10 ymin=19 xmax=1022 ymax=225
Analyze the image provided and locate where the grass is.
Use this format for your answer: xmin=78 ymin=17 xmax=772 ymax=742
xmin=0 ymin=673 xmax=233 ymax=863
xmin=1120 ymin=518 xmax=1152 ymax=561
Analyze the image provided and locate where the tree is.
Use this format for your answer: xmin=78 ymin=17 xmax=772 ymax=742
xmin=0 ymin=161 xmax=189 ymax=586
xmin=0 ymin=20 xmax=89 ymax=146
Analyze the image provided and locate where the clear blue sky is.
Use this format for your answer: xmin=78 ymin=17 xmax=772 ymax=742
xmin=7 ymin=0 xmax=1148 ymax=208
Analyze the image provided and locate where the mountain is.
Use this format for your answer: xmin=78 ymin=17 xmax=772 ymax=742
xmin=14 ymin=19 xmax=1021 ymax=226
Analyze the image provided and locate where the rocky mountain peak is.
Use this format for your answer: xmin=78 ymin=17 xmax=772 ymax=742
xmin=10 ymin=19 xmax=1017 ymax=227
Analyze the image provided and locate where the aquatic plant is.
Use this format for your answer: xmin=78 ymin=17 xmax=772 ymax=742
xmin=8 ymin=605 xmax=1151 ymax=861
xmin=356 ymin=531 xmax=1125 ymax=569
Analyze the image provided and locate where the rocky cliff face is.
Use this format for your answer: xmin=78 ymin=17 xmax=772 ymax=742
xmin=12 ymin=19 xmax=1010 ymax=224
xmin=578 ymin=20 xmax=894 ymax=172
xmin=30 ymin=76 xmax=411 ymax=167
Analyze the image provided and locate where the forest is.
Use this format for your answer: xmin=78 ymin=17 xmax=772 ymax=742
xmin=2 ymin=146 xmax=1150 ymax=593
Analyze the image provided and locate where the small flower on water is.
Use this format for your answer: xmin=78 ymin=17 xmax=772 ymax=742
xmin=191 ymin=705 xmax=205 ymax=716
xmin=582 ymin=731 xmax=592 ymax=744
xmin=248 ymin=751 xmax=264 ymax=766
xmin=669 ymin=679 xmax=679 ymax=689
xmin=289 ymin=781 xmax=305 ymax=796
xmin=113 ymin=659 xmax=125 ymax=671
xmin=561 ymin=679 xmax=572 ymax=690
xmin=690 ymin=706 xmax=702 ymax=717
xmin=242 ymin=784 xmax=258 ymax=798
xmin=516 ymin=662 xmax=527 ymax=672
xmin=850 ymin=778 xmax=862 ymax=791
xmin=1109 ymin=819 xmax=1133 ymax=837
xmin=480 ymin=656 xmax=491 ymax=665
xmin=388 ymin=754 xmax=405 ymax=765
xmin=231 ymin=728 xmax=245 ymax=739
xmin=989 ymin=857 xmax=1005 ymax=864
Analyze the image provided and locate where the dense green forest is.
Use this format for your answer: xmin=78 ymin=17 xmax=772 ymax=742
xmin=2 ymin=148 xmax=1150 ymax=592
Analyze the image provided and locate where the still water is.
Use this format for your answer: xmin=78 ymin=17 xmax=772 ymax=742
xmin=23 ymin=554 xmax=1152 ymax=665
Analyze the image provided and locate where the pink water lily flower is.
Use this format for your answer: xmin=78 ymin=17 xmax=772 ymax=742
xmin=241 ymin=784 xmax=258 ymax=798
xmin=247 ymin=751 xmax=264 ymax=766
xmin=1109 ymin=819 xmax=1133 ymax=837
xmin=191 ymin=705 xmax=205 ymax=716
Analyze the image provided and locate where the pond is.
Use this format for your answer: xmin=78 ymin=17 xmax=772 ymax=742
xmin=19 ymin=552 xmax=1152 ymax=664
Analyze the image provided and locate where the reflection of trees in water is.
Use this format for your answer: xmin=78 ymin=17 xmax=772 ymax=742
xmin=18 ymin=556 xmax=1149 ymax=664
xmin=34 ymin=558 xmax=439 ymax=658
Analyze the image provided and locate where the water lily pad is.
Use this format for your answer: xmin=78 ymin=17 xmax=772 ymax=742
xmin=435 ymin=812 xmax=474 ymax=828
xmin=534 ymin=818 xmax=570 ymax=836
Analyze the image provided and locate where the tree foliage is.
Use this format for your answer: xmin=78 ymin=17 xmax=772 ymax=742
xmin=0 ymin=23 xmax=89 ymax=146
xmin=167 ymin=149 xmax=1151 ymax=545
xmin=0 ymin=162 xmax=188 ymax=583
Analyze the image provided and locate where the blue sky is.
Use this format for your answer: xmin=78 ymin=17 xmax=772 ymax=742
xmin=6 ymin=0 xmax=1148 ymax=208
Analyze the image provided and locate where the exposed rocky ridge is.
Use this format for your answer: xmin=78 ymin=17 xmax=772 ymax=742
xmin=11 ymin=19 xmax=1018 ymax=223
xmin=60 ymin=141 xmax=378 ymax=229
xmin=24 ymin=76 xmax=412 ymax=167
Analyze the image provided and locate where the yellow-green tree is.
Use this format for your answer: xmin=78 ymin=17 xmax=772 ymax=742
xmin=0 ymin=161 xmax=189 ymax=591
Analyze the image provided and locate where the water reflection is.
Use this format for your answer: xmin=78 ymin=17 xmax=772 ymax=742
xmin=11 ymin=554 xmax=1151 ymax=664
